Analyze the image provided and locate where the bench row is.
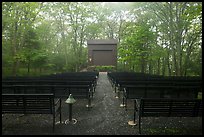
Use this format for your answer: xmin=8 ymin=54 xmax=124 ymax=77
xmin=132 ymin=98 xmax=203 ymax=134
xmin=2 ymin=72 xmax=99 ymax=133
xmin=2 ymin=72 xmax=99 ymax=104
xmin=108 ymin=72 xmax=202 ymax=134
xmin=2 ymin=93 xmax=61 ymax=132
xmin=3 ymin=72 xmax=99 ymax=80
xmin=2 ymin=85 xmax=93 ymax=108
xmin=107 ymin=72 xmax=202 ymax=101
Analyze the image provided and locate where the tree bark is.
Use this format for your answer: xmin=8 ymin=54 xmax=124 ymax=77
xmin=162 ymin=57 xmax=166 ymax=76
xmin=12 ymin=14 xmax=19 ymax=76
xmin=157 ymin=58 xmax=160 ymax=75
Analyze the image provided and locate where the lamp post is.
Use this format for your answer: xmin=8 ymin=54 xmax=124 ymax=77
xmin=65 ymin=94 xmax=77 ymax=124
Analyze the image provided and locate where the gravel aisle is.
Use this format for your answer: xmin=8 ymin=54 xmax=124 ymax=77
xmin=55 ymin=72 xmax=136 ymax=135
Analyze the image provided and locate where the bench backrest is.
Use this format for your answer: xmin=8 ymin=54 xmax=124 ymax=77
xmin=2 ymin=94 xmax=54 ymax=114
xmin=139 ymin=98 xmax=202 ymax=117
xmin=2 ymin=85 xmax=91 ymax=98
xmin=125 ymin=85 xmax=200 ymax=99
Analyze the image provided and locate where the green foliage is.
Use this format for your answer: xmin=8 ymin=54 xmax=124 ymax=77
xmin=2 ymin=2 xmax=202 ymax=77
xmin=118 ymin=22 xmax=157 ymax=73
xmin=32 ymin=51 xmax=48 ymax=68
xmin=87 ymin=66 xmax=116 ymax=72
xmin=94 ymin=66 xmax=116 ymax=72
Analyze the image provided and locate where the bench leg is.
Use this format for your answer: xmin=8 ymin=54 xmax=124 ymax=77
xmin=92 ymin=88 xmax=94 ymax=99
xmin=94 ymin=85 xmax=96 ymax=93
xmin=117 ymin=89 xmax=120 ymax=98
xmin=120 ymin=90 xmax=126 ymax=108
xmin=125 ymin=98 xmax=128 ymax=111
xmin=115 ymin=87 xmax=119 ymax=98
xmin=60 ymin=98 xmax=62 ymax=123
xmin=86 ymin=97 xmax=92 ymax=110
xmin=139 ymin=115 xmax=141 ymax=134
xmin=53 ymin=113 xmax=55 ymax=132
xmin=128 ymin=100 xmax=137 ymax=126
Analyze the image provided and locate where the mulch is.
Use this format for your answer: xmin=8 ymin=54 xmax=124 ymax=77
xmin=2 ymin=72 xmax=202 ymax=135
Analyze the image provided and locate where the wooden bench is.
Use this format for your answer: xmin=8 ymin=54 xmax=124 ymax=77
xmin=53 ymin=85 xmax=93 ymax=108
xmin=134 ymin=98 xmax=203 ymax=134
xmin=2 ymin=84 xmax=93 ymax=108
xmin=121 ymin=84 xmax=201 ymax=110
xmin=107 ymin=72 xmax=201 ymax=93
xmin=2 ymin=80 xmax=96 ymax=96
xmin=2 ymin=93 xmax=62 ymax=132
xmin=2 ymin=72 xmax=98 ymax=96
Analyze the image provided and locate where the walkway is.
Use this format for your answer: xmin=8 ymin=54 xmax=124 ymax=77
xmin=56 ymin=72 xmax=135 ymax=135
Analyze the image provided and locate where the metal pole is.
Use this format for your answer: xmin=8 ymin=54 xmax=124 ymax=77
xmin=133 ymin=100 xmax=136 ymax=123
xmin=69 ymin=104 xmax=72 ymax=122
xmin=120 ymin=88 xmax=126 ymax=107
xmin=128 ymin=99 xmax=137 ymax=126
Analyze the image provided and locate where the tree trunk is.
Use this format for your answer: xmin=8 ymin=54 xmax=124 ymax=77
xmin=167 ymin=51 xmax=171 ymax=76
xmin=173 ymin=49 xmax=178 ymax=76
xmin=141 ymin=58 xmax=145 ymax=73
xmin=169 ymin=2 xmax=178 ymax=76
xmin=149 ymin=60 xmax=152 ymax=74
xmin=27 ymin=57 xmax=30 ymax=75
xmin=157 ymin=58 xmax=160 ymax=75
xmin=60 ymin=18 xmax=68 ymax=68
xmin=12 ymin=20 xmax=18 ymax=76
xmin=162 ymin=57 xmax=166 ymax=76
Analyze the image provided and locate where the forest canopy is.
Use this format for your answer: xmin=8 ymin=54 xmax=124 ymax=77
xmin=2 ymin=2 xmax=202 ymax=77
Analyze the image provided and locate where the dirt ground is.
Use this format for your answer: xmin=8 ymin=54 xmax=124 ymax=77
xmin=2 ymin=72 xmax=202 ymax=135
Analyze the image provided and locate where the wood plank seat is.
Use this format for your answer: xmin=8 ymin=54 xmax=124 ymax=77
xmin=107 ymin=72 xmax=202 ymax=109
xmin=2 ymin=77 xmax=97 ymax=85
xmin=48 ymin=72 xmax=99 ymax=77
xmin=107 ymin=72 xmax=163 ymax=93
xmin=2 ymin=93 xmax=62 ymax=132
xmin=109 ymin=75 xmax=171 ymax=97
xmin=137 ymin=98 xmax=202 ymax=134
xmin=108 ymin=72 xmax=201 ymax=85
xmin=2 ymin=72 xmax=98 ymax=98
xmin=121 ymin=84 xmax=201 ymax=110
xmin=116 ymin=79 xmax=201 ymax=95
xmin=2 ymin=72 xmax=99 ymax=83
xmin=2 ymin=80 xmax=96 ymax=94
xmin=2 ymin=85 xmax=93 ymax=108
xmin=3 ymin=70 xmax=98 ymax=82
xmin=107 ymin=72 xmax=202 ymax=92
xmin=2 ymin=80 xmax=93 ymax=85
xmin=115 ymin=80 xmax=174 ymax=93
xmin=41 ymin=72 xmax=98 ymax=78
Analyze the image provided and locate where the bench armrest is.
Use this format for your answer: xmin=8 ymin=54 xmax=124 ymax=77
xmin=54 ymin=98 xmax=61 ymax=105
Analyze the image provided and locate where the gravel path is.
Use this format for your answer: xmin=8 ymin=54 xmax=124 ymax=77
xmin=2 ymin=72 xmax=202 ymax=135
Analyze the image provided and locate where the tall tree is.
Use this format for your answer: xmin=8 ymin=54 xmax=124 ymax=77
xmin=2 ymin=2 xmax=43 ymax=76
